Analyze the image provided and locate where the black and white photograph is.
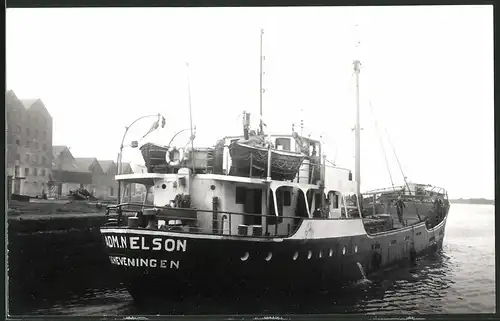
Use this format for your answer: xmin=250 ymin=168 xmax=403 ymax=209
xmin=6 ymin=4 xmax=495 ymax=317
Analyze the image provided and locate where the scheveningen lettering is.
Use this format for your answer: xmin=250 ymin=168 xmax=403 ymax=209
xmin=109 ymin=256 xmax=180 ymax=269
xmin=104 ymin=236 xmax=187 ymax=252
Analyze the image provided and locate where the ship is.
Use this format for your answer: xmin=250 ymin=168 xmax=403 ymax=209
xmin=99 ymin=30 xmax=450 ymax=303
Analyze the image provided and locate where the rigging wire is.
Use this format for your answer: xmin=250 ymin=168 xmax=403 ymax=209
xmin=367 ymin=99 xmax=395 ymax=190
xmin=381 ymin=115 xmax=423 ymax=222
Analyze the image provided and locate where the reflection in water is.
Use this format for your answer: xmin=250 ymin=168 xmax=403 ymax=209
xmin=9 ymin=204 xmax=496 ymax=315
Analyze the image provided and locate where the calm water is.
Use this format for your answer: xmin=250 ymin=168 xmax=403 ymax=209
xmin=9 ymin=203 xmax=496 ymax=316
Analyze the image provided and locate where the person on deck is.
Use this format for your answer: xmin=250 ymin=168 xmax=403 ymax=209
xmin=436 ymin=198 xmax=444 ymax=221
xmin=395 ymin=195 xmax=406 ymax=226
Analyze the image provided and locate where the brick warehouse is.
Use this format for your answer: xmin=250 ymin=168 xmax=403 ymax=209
xmin=6 ymin=90 xmax=139 ymax=201
xmin=6 ymin=90 xmax=53 ymax=197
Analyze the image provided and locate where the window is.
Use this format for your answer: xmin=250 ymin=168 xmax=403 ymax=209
xmin=15 ymin=125 xmax=21 ymax=133
xmin=32 ymin=155 xmax=37 ymax=164
xmin=25 ymin=154 xmax=30 ymax=163
xmin=35 ymin=129 xmax=39 ymax=138
xmin=16 ymin=154 xmax=20 ymax=161
xmin=25 ymin=140 xmax=30 ymax=148
xmin=15 ymin=166 xmax=20 ymax=176
xmin=33 ymin=168 xmax=38 ymax=176
xmin=42 ymin=156 xmax=46 ymax=165
xmin=7 ymin=135 xmax=12 ymax=144
xmin=16 ymin=139 xmax=20 ymax=146
xmin=24 ymin=168 xmax=29 ymax=176
xmin=43 ymin=144 xmax=47 ymax=151
xmin=41 ymin=169 xmax=45 ymax=176
xmin=35 ymin=142 xmax=39 ymax=149
xmin=275 ymin=138 xmax=291 ymax=151
xmin=109 ymin=187 xmax=114 ymax=196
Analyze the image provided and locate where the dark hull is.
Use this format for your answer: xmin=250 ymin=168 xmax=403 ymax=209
xmin=364 ymin=200 xmax=448 ymax=228
xmin=100 ymin=214 xmax=448 ymax=303
xmin=229 ymin=142 xmax=305 ymax=181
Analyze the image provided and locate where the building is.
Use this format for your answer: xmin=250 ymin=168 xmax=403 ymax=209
xmin=6 ymin=90 xmax=53 ymax=197
xmin=51 ymin=146 xmax=92 ymax=197
xmin=74 ymin=157 xmax=105 ymax=198
xmin=74 ymin=157 xmax=131 ymax=201
xmin=97 ymin=160 xmax=118 ymax=200
xmin=91 ymin=159 xmax=135 ymax=201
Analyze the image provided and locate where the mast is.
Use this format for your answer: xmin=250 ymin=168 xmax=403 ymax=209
xmin=353 ymin=60 xmax=361 ymax=197
xmin=186 ymin=62 xmax=196 ymax=174
xmin=259 ymin=29 xmax=264 ymax=135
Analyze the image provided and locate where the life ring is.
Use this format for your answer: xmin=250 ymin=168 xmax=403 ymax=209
xmin=165 ymin=147 xmax=184 ymax=166
xmin=371 ymin=251 xmax=382 ymax=271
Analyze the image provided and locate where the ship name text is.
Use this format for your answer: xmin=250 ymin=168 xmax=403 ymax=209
xmin=104 ymin=235 xmax=187 ymax=252
xmin=109 ymin=256 xmax=180 ymax=269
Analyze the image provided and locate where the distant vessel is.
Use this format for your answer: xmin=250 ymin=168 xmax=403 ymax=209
xmin=100 ymin=30 xmax=449 ymax=303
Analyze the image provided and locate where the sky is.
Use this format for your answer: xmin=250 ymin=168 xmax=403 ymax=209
xmin=6 ymin=5 xmax=494 ymax=199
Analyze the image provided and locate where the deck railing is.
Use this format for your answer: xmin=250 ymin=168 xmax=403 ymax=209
xmin=104 ymin=202 xmax=301 ymax=238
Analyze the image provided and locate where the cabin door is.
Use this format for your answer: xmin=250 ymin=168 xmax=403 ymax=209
xmin=243 ymin=188 xmax=262 ymax=226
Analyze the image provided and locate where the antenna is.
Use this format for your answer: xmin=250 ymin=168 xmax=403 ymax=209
xmin=259 ymin=28 xmax=265 ymax=136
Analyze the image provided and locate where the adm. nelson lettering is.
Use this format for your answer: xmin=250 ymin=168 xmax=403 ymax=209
xmin=104 ymin=235 xmax=187 ymax=252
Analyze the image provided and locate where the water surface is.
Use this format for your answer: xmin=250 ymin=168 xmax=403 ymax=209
xmin=9 ymin=203 xmax=495 ymax=315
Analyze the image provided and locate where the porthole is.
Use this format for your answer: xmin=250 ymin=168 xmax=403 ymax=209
xmin=293 ymin=252 xmax=299 ymax=260
xmin=342 ymin=246 xmax=347 ymax=255
xmin=265 ymin=252 xmax=273 ymax=261
xmin=354 ymin=245 xmax=358 ymax=253
xmin=307 ymin=250 xmax=312 ymax=259
xmin=241 ymin=252 xmax=249 ymax=261
xmin=329 ymin=249 xmax=333 ymax=257
xmin=161 ymin=184 xmax=167 ymax=189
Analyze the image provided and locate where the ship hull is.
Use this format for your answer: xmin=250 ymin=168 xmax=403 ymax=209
xmin=100 ymin=215 xmax=448 ymax=303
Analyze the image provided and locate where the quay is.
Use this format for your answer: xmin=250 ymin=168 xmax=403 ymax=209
xmin=7 ymin=199 xmax=121 ymax=311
